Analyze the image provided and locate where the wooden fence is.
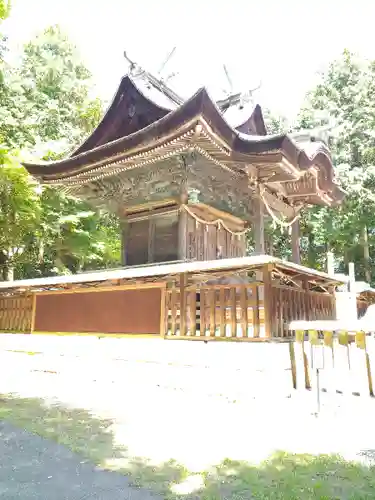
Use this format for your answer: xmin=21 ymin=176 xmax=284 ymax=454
xmin=271 ymin=285 xmax=335 ymax=338
xmin=164 ymin=283 xmax=265 ymax=339
xmin=0 ymin=275 xmax=336 ymax=339
xmin=163 ymin=280 xmax=336 ymax=340
xmin=0 ymin=294 xmax=33 ymax=333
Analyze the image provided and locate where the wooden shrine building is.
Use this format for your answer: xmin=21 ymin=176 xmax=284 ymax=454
xmin=0 ymin=62 xmax=346 ymax=339
xmin=23 ymin=63 xmax=344 ymax=265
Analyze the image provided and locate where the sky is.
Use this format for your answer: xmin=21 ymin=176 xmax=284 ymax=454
xmin=3 ymin=0 xmax=375 ymax=120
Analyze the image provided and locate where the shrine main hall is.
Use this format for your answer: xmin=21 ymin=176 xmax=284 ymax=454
xmin=0 ymin=63 xmax=345 ymax=339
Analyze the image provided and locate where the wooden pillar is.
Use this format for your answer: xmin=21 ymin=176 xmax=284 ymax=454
xmin=120 ymin=219 xmax=129 ymax=266
xmin=159 ymin=285 xmax=167 ymax=338
xmin=179 ymin=272 xmax=188 ymax=336
xmin=178 ymin=208 xmax=188 ymax=261
xmin=254 ymin=189 xmax=265 ymax=255
xmin=263 ymin=264 xmax=273 ymax=338
xmin=148 ymin=218 xmax=155 ymax=263
xmin=289 ymin=342 xmax=297 ymax=389
xmin=291 ymin=218 xmax=301 ymax=264
xmin=30 ymin=293 xmax=37 ymax=334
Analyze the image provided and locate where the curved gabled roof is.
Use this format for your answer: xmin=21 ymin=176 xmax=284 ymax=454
xmin=236 ymin=104 xmax=267 ymax=136
xmin=23 ymin=74 xmax=345 ymax=207
xmin=72 ymin=71 xmax=182 ymax=156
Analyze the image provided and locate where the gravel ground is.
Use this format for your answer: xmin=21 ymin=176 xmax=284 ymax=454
xmin=0 ymin=421 xmax=160 ymax=500
xmin=1 ymin=346 xmax=375 ymax=497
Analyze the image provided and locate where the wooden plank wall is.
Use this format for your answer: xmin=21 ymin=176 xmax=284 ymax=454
xmin=0 ymin=294 xmax=33 ymax=333
xmin=33 ymin=287 xmax=163 ymax=335
xmin=127 ymin=213 xmax=179 ymax=265
xmin=185 ymin=212 xmax=246 ymax=261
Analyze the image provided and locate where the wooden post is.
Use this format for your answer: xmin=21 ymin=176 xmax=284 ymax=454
xmin=30 ymin=293 xmax=37 ymax=334
xmin=263 ymin=264 xmax=273 ymax=338
xmin=178 ymin=208 xmax=188 ymax=261
xmin=159 ymin=286 xmax=167 ymax=338
xmin=120 ymin=219 xmax=129 ymax=266
xmin=179 ymin=272 xmax=188 ymax=336
xmin=171 ymin=282 xmax=177 ymax=336
xmin=291 ymin=219 xmax=301 ymax=264
xmin=254 ymin=188 xmax=265 ymax=255
xmin=289 ymin=342 xmax=297 ymax=389
xmin=148 ymin=218 xmax=155 ymax=263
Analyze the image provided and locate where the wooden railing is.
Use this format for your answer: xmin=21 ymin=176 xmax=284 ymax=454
xmin=163 ymin=281 xmax=336 ymax=341
xmin=164 ymin=283 xmax=265 ymax=340
xmin=270 ymin=285 xmax=335 ymax=338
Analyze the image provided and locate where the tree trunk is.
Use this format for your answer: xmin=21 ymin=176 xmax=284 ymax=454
xmin=38 ymin=238 xmax=45 ymax=264
xmin=0 ymin=251 xmax=9 ymax=281
xmin=5 ymin=266 xmax=13 ymax=281
xmin=307 ymin=228 xmax=315 ymax=268
xmin=361 ymin=225 xmax=371 ymax=283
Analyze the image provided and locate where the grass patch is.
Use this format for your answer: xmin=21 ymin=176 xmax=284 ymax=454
xmin=1 ymin=394 xmax=375 ymax=499
xmin=0 ymin=394 xmax=122 ymax=465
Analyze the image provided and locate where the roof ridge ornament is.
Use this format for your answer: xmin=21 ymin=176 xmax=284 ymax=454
xmin=290 ymin=121 xmax=336 ymax=147
xmin=123 ymin=50 xmax=183 ymax=105
xmin=123 ymin=51 xmax=141 ymax=76
xmin=218 ymin=64 xmax=262 ymax=111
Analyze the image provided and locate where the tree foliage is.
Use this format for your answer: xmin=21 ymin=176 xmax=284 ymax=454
xmin=0 ymin=24 xmax=120 ymax=281
xmin=0 ymin=0 xmax=10 ymax=21
xmin=294 ymin=50 xmax=375 ymax=281
xmin=3 ymin=25 xmax=103 ymax=154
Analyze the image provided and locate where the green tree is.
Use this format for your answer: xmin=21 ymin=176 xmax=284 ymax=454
xmin=5 ymin=25 xmax=103 ymax=154
xmin=295 ymin=50 xmax=375 ymax=281
xmin=0 ymin=0 xmax=10 ymax=20
xmin=0 ymin=154 xmax=39 ymax=280
xmin=0 ymin=24 xmax=122 ymax=281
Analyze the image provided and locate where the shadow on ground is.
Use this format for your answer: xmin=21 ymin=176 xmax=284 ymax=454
xmin=1 ymin=394 xmax=375 ymax=499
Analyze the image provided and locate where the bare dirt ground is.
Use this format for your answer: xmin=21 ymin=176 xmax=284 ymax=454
xmin=1 ymin=341 xmax=375 ymax=498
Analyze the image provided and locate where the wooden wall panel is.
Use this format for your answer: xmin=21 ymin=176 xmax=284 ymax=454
xmin=127 ymin=213 xmax=179 ymax=265
xmin=154 ymin=214 xmax=178 ymax=262
xmin=127 ymin=220 xmax=149 ymax=265
xmin=34 ymin=288 xmax=162 ymax=334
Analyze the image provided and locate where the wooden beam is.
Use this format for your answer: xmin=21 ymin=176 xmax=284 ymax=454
xmin=127 ymin=204 xmax=179 ymax=222
xmin=34 ymin=282 xmax=165 ymax=296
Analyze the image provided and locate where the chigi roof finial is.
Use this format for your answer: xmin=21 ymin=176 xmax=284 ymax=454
xmin=123 ymin=51 xmax=140 ymax=76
